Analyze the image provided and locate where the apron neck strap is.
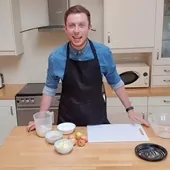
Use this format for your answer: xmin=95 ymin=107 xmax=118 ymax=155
xmin=66 ymin=39 xmax=97 ymax=59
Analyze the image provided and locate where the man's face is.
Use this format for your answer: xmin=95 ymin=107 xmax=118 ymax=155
xmin=64 ymin=13 xmax=91 ymax=50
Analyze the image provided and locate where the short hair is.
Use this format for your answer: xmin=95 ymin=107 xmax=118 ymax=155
xmin=64 ymin=5 xmax=91 ymax=25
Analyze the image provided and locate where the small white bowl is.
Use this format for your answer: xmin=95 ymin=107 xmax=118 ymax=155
xmin=45 ymin=130 xmax=63 ymax=144
xmin=57 ymin=122 xmax=76 ymax=135
xmin=54 ymin=139 xmax=74 ymax=154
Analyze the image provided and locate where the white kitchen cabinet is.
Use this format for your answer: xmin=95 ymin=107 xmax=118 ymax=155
xmin=70 ymin=0 xmax=103 ymax=43
xmin=0 ymin=0 xmax=23 ymax=56
xmin=19 ymin=0 xmax=49 ymax=32
xmin=153 ymin=0 xmax=170 ymax=66
xmin=107 ymin=106 xmax=147 ymax=124
xmin=103 ymin=0 xmax=156 ymax=52
xmin=0 ymin=100 xmax=17 ymax=145
xmin=107 ymin=97 xmax=148 ymax=124
xmin=147 ymin=96 xmax=170 ymax=120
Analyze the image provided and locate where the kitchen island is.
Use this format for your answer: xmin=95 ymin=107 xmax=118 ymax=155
xmin=0 ymin=126 xmax=169 ymax=170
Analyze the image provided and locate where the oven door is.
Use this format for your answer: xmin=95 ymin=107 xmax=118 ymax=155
xmin=119 ymin=71 xmax=140 ymax=85
xmin=16 ymin=107 xmax=58 ymax=126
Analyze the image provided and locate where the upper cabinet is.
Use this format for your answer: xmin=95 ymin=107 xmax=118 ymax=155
xmin=103 ymin=0 xmax=157 ymax=52
xmin=19 ymin=0 xmax=49 ymax=32
xmin=0 ymin=0 xmax=23 ymax=56
xmin=153 ymin=0 xmax=170 ymax=65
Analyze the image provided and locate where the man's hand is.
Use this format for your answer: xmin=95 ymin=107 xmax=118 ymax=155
xmin=127 ymin=110 xmax=150 ymax=127
xmin=27 ymin=121 xmax=36 ymax=132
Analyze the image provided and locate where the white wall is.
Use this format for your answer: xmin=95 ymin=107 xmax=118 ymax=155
xmin=0 ymin=0 xmax=103 ymax=84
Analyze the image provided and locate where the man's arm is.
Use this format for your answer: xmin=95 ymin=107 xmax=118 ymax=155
xmin=41 ymin=53 xmax=60 ymax=111
xmin=103 ymin=47 xmax=149 ymax=126
xmin=40 ymin=94 xmax=53 ymax=112
xmin=114 ymin=86 xmax=132 ymax=109
xmin=103 ymin=47 xmax=132 ymax=110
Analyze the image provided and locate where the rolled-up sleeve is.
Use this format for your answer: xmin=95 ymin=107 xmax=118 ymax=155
xmin=103 ymin=48 xmax=124 ymax=90
xmin=42 ymin=53 xmax=60 ymax=96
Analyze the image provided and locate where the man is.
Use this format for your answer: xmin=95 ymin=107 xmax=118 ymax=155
xmin=27 ymin=5 xmax=149 ymax=131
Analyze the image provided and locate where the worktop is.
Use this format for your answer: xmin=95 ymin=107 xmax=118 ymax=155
xmin=104 ymin=83 xmax=170 ymax=97
xmin=1 ymin=83 xmax=170 ymax=100
xmin=0 ymin=126 xmax=169 ymax=170
xmin=0 ymin=84 xmax=25 ymax=100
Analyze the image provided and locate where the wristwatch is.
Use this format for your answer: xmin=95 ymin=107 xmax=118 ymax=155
xmin=126 ymin=106 xmax=134 ymax=112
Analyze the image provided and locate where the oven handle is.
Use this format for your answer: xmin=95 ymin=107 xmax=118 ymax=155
xmin=17 ymin=107 xmax=58 ymax=111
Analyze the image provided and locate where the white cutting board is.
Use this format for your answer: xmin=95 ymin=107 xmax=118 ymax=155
xmin=87 ymin=124 xmax=149 ymax=143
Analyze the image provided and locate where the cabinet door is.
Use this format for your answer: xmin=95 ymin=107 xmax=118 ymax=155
xmin=154 ymin=0 xmax=170 ymax=65
xmin=70 ymin=0 xmax=103 ymax=43
xmin=147 ymin=106 xmax=170 ymax=121
xmin=0 ymin=100 xmax=17 ymax=145
xmin=107 ymin=106 xmax=147 ymax=124
xmin=0 ymin=0 xmax=23 ymax=56
xmin=0 ymin=0 xmax=14 ymax=51
xmin=19 ymin=0 xmax=49 ymax=32
xmin=104 ymin=0 xmax=156 ymax=49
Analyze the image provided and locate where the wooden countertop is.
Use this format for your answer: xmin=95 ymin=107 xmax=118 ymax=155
xmin=1 ymin=83 xmax=170 ymax=100
xmin=0 ymin=84 xmax=25 ymax=100
xmin=0 ymin=126 xmax=169 ymax=169
xmin=104 ymin=83 xmax=170 ymax=97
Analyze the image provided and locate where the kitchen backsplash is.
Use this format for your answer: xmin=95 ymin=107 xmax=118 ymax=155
xmin=0 ymin=30 xmax=68 ymax=84
xmin=0 ymin=0 xmax=103 ymax=84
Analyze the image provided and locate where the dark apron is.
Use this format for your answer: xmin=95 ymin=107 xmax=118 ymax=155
xmin=58 ymin=39 xmax=110 ymax=126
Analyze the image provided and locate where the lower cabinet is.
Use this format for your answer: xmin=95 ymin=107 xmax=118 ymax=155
xmin=0 ymin=100 xmax=17 ymax=145
xmin=107 ymin=97 xmax=148 ymax=124
xmin=147 ymin=96 xmax=170 ymax=121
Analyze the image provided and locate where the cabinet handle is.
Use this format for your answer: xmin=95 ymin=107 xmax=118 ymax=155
xmin=148 ymin=112 xmax=152 ymax=116
xmin=164 ymin=69 xmax=170 ymax=73
xmin=108 ymin=32 xmax=110 ymax=43
xmin=163 ymin=100 xmax=170 ymax=103
xmin=91 ymin=28 xmax=96 ymax=31
xmin=156 ymin=51 xmax=159 ymax=60
xmin=163 ymin=80 xmax=170 ymax=83
xmin=10 ymin=105 xmax=13 ymax=115
xmin=68 ymin=0 xmax=70 ymax=8
xmin=141 ymin=112 xmax=145 ymax=119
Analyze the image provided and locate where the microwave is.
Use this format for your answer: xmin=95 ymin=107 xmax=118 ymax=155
xmin=116 ymin=62 xmax=150 ymax=88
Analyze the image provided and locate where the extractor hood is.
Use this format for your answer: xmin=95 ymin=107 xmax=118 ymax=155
xmin=20 ymin=0 xmax=96 ymax=33
xmin=38 ymin=0 xmax=96 ymax=32
xmin=38 ymin=0 xmax=70 ymax=31
xmin=20 ymin=0 xmax=70 ymax=33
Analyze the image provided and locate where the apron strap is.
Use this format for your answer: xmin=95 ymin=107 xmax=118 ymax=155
xmin=88 ymin=39 xmax=98 ymax=60
xmin=66 ymin=39 xmax=98 ymax=60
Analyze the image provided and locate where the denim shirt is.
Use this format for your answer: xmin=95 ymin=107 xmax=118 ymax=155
xmin=43 ymin=40 xmax=124 ymax=96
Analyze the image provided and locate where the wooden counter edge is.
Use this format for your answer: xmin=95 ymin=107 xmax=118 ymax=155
xmin=0 ymin=84 xmax=25 ymax=100
xmin=103 ymin=82 xmax=170 ymax=97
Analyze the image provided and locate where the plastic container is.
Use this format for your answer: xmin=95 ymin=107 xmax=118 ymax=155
xmin=148 ymin=112 xmax=170 ymax=138
xmin=33 ymin=112 xmax=52 ymax=137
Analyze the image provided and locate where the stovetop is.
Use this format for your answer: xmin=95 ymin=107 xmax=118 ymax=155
xmin=16 ymin=82 xmax=105 ymax=97
xmin=16 ymin=83 xmax=62 ymax=97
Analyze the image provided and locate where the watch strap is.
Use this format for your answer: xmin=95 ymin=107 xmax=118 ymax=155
xmin=126 ymin=106 xmax=134 ymax=112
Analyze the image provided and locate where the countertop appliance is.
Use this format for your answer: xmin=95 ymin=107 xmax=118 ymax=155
xmin=15 ymin=83 xmax=106 ymax=126
xmin=0 ymin=73 xmax=5 ymax=89
xmin=116 ymin=62 xmax=150 ymax=88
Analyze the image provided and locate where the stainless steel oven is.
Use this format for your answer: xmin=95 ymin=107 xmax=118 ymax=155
xmin=15 ymin=83 xmax=62 ymax=126
xmin=15 ymin=83 xmax=106 ymax=126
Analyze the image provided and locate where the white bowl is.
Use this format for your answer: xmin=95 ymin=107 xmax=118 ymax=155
xmin=45 ymin=130 xmax=63 ymax=144
xmin=57 ymin=122 xmax=76 ymax=135
xmin=54 ymin=139 xmax=74 ymax=154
